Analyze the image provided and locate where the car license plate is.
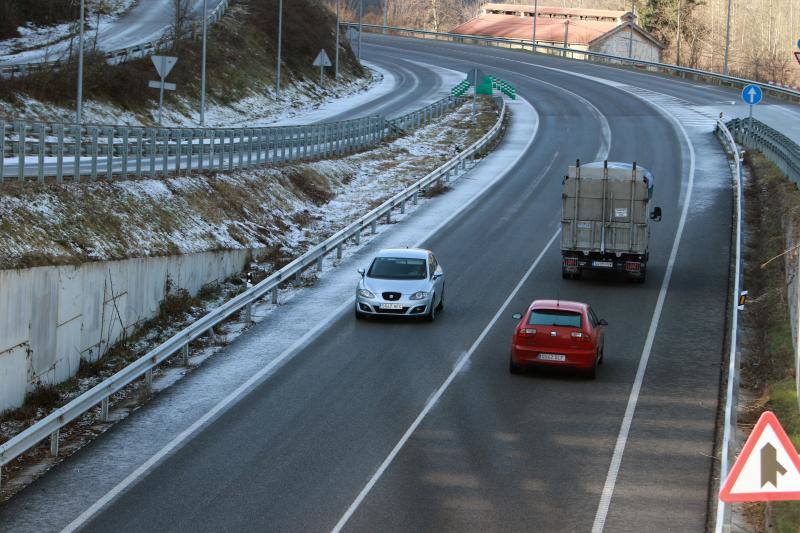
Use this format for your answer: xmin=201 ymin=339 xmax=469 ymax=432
xmin=592 ymin=261 xmax=613 ymax=268
xmin=538 ymin=353 xmax=566 ymax=362
xmin=380 ymin=303 xmax=404 ymax=310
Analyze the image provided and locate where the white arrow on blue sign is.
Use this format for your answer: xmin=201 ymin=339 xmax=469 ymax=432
xmin=742 ymin=84 xmax=763 ymax=106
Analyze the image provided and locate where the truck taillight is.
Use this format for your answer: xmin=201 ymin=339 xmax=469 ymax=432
xmin=564 ymin=258 xmax=578 ymax=267
xmin=519 ymin=328 xmax=537 ymax=335
xmin=571 ymin=331 xmax=590 ymax=342
xmin=625 ymin=261 xmax=641 ymax=272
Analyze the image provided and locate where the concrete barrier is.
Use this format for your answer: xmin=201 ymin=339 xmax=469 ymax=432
xmin=0 ymin=248 xmax=261 ymax=413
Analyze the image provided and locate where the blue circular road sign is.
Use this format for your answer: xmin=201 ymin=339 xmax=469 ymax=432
xmin=742 ymin=84 xmax=763 ymax=106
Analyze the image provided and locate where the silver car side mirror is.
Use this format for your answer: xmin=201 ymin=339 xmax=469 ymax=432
xmin=512 ymin=313 xmax=522 ymax=320
xmin=358 ymin=268 xmax=365 ymax=277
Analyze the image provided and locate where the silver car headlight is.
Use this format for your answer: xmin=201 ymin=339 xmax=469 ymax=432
xmin=357 ymin=289 xmax=375 ymax=299
xmin=410 ymin=291 xmax=429 ymax=300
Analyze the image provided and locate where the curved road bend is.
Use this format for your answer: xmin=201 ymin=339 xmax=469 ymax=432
xmin=0 ymin=34 xmax=746 ymax=532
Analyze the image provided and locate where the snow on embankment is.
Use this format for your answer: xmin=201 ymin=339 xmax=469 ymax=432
xmin=0 ymin=99 xmax=498 ymax=271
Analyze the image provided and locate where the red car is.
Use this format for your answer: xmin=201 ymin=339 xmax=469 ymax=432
xmin=510 ymin=300 xmax=607 ymax=379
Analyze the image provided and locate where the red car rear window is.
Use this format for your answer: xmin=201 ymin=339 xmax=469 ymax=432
xmin=528 ymin=310 xmax=582 ymax=328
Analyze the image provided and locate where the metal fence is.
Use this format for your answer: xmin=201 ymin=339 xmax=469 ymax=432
xmin=347 ymin=23 xmax=800 ymax=104
xmin=713 ymin=117 xmax=744 ymax=533
xmin=0 ymin=96 xmax=506 ymax=487
xmin=0 ymin=0 xmax=230 ymax=78
xmin=1 ymin=96 xmax=466 ymax=182
xmin=726 ymin=117 xmax=800 ymax=184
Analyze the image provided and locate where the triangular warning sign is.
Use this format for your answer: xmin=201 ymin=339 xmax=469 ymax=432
xmin=795 ymin=51 xmax=800 ymax=66
xmin=720 ymin=411 xmax=800 ymax=502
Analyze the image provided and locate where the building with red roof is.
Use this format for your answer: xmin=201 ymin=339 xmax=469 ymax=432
xmin=453 ymin=3 xmax=665 ymax=62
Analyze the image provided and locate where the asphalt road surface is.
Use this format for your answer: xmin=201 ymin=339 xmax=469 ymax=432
xmin=0 ymin=0 xmax=226 ymax=67
xmin=0 ymin=33 xmax=744 ymax=532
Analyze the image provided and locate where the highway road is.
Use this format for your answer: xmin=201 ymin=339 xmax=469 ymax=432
xmin=0 ymin=0 xmax=226 ymax=67
xmin=0 ymin=34 xmax=745 ymax=532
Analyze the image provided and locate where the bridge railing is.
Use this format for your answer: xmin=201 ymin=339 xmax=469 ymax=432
xmin=0 ymin=96 xmax=468 ymax=182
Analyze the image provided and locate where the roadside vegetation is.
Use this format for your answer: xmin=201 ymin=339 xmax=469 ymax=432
xmin=740 ymin=151 xmax=800 ymax=531
xmin=0 ymin=0 xmax=365 ymax=122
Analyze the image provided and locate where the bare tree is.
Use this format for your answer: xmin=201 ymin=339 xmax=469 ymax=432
xmin=171 ymin=0 xmax=193 ymax=45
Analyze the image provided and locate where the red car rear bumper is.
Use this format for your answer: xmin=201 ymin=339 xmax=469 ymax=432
xmin=511 ymin=344 xmax=597 ymax=370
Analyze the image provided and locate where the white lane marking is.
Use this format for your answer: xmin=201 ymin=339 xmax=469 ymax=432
xmin=60 ymin=97 xmax=540 ymax=533
xmin=589 ymin=88 xmax=697 ymax=532
xmin=330 ymin=230 xmax=561 ymax=533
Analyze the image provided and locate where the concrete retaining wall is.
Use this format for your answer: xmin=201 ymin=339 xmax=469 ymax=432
xmin=0 ymin=248 xmax=260 ymax=413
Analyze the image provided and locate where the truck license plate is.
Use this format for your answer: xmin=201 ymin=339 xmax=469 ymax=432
xmin=592 ymin=261 xmax=613 ymax=268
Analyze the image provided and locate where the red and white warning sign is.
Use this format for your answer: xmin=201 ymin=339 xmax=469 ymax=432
xmin=720 ymin=411 xmax=800 ymax=502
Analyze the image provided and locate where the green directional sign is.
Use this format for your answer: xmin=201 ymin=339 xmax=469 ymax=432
xmin=453 ymin=71 xmax=517 ymax=100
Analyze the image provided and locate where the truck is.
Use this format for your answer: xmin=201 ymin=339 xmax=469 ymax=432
xmin=561 ymin=160 xmax=662 ymax=282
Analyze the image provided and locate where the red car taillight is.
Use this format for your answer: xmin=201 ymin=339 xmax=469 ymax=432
xmin=518 ymin=328 xmax=537 ymax=336
xmin=625 ymin=261 xmax=641 ymax=272
xmin=571 ymin=331 xmax=590 ymax=342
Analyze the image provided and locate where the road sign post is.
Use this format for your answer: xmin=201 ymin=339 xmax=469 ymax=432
xmin=741 ymin=84 xmax=763 ymax=142
xmin=150 ymin=55 xmax=178 ymax=125
xmin=313 ymin=49 xmax=332 ymax=86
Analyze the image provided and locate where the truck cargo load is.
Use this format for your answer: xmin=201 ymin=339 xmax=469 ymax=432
xmin=561 ymin=161 xmax=661 ymax=282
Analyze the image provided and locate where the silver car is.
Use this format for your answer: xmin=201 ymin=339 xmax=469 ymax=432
xmin=355 ymin=248 xmax=445 ymax=321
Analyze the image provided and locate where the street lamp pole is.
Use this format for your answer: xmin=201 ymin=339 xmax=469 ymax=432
xmin=383 ymin=0 xmax=388 ymax=34
xmin=276 ymin=0 xmax=283 ymax=97
xmin=723 ymin=0 xmax=732 ymax=74
xmin=357 ymin=0 xmax=363 ymax=62
xmin=200 ymin=0 xmax=208 ymax=126
xmin=627 ymin=0 xmax=634 ymax=58
xmin=76 ymin=0 xmax=85 ymax=125
xmin=335 ymin=0 xmax=340 ymax=79
xmin=531 ymin=0 xmax=538 ymax=51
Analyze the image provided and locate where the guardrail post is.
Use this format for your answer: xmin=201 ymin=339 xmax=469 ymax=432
xmin=101 ymin=397 xmax=109 ymax=421
xmin=182 ymin=344 xmax=189 ymax=366
xmin=37 ymin=124 xmax=45 ymax=183
xmin=16 ymin=121 xmax=25 ymax=181
xmin=90 ymin=127 xmax=99 ymax=180
xmin=400 ymin=199 xmax=406 ymax=214
xmin=148 ymin=128 xmax=156 ymax=177
xmin=354 ymin=228 xmax=361 ymax=245
xmin=244 ymin=302 xmax=252 ymax=323
xmin=50 ymin=429 xmax=59 ymax=456
xmin=144 ymin=369 xmax=153 ymax=393
xmin=271 ymin=287 xmax=278 ymax=304
xmin=371 ymin=220 xmax=377 ymax=234
xmin=412 ymin=192 xmax=418 ymax=205
xmin=105 ymin=127 xmax=113 ymax=179
xmin=0 ymin=120 xmax=5 ymax=181
xmin=316 ymin=256 xmax=323 ymax=272
xmin=121 ymin=127 xmax=129 ymax=179
xmin=336 ymin=243 xmax=343 ymax=260
xmin=386 ymin=211 xmax=392 ymax=224
xmin=238 ymin=128 xmax=245 ymax=167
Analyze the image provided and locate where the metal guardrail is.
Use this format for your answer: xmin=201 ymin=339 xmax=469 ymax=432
xmin=726 ymin=117 xmax=800 ymax=184
xmin=0 ymin=96 xmax=466 ymax=181
xmin=713 ymin=117 xmax=743 ymax=533
xmin=0 ymin=0 xmax=230 ymax=78
xmin=0 ymin=95 xmax=506 ymax=485
xmin=346 ymin=22 xmax=800 ymax=103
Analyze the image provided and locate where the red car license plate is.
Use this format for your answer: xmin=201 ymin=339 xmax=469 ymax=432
xmin=538 ymin=353 xmax=566 ymax=362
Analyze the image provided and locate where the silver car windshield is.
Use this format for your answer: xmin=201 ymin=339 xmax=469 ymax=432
xmin=368 ymin=257 xmax=427 ymax=280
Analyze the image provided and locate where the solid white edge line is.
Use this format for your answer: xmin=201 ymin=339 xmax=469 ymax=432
xmin=590 ymin=95 xmax=697 ymax=531
xmin=330 ymin=230 xmax=561 ymax=533
xmin=60 ymin=97 xmax=539 ymax=533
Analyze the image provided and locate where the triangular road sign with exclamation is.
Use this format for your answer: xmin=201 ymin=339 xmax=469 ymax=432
xmin=720 ymin=411 xmax=800 ymax=502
